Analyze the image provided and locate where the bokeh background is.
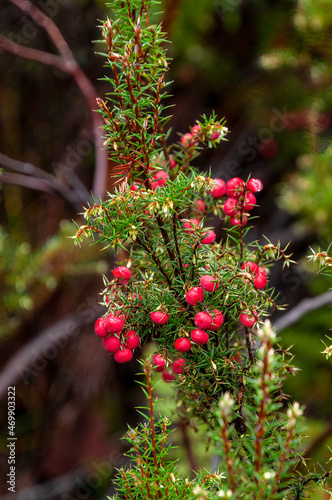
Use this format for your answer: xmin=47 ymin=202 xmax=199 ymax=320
xmin=0 ymin=0 xmax=332 ymax=498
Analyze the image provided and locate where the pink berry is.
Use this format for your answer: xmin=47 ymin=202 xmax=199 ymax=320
xmin=191 ymin=124 xmax=202 ymax=137
xmin=230 ymin=213 xmax=248 ymax=226
xmin=194 ymin=311 xmax=212 ymax=329
xmin=174 ymin=338 xmax=192 ymax=352
xmin=241 ymin=261 xmax=259 ymax=275
xmin=240 ymin=311 xmax=257 ymax=328
xmin=254 ymin=272 xmax=267 ymax=289
xmin=226 ymin=177 xmax=244 ymax=198
xmin=209 ymin=131 xmax=220 ymax=141
xmin=114 ymin=348 xmax=133 ymax=363
xmin=243 ymin=191 xmax=256 ymax=211
xmin=105 ymin=314 xmax=125 ymax=334
xmin=210 ymin=309 xmax=224 ymax=330
xmin=181 ymin=132 xmax=194 ymax=147
xmin=128 ymin=292 xmax=143 ymax=303
xmin=247 ymin=178 xmax=263 ymax=193
xmin=191 ymin=329 xmax=209 ymax=345
xmin=223 ymin=197 xmax=239 ymax=216
xmin=150 ymin=311 xmax=169 ymax=325
xmin=173 ymin=358 xmax=186 ymax=374
xmin=113 ymin=266 xmax=131 ymax=283
xmin=123 ymin=330 xmax=140 ymax=350
xmin=102 ymin=335 xmax=121 ymax=353
xmin=162 ymin=370 xmax=176 ymax=382
xmin=153 ymin=354 xmax=166 ymax=371
xmin=185 ymin=286 xmax=205 ymax=306
xmin=210 ymin=178 xmax=226 ymax=198
xmin=94 ymin=317 xmax=109 ymax=338
xmin=201 ymin=230 xmax=216 ymax=245
xmin=152 ymin=171 xmax=169 ymax=190
xmin=130 ymin=183 xmax=140 ymax=191
xmin=183 ymin=218 xmax=200 ymax=233
xmin=193 ymin=199 xmax=206 ymax=217
xmin=200 ymin=275 xmax=219 ymax=292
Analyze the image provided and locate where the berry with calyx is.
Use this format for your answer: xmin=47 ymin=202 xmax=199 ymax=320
xmin=105 ymin=314 xmax=125 ymax=334
xmin=181 ymin=132 xmax=194 ymax=148
xmin=150 ymin=311 xmax=169 ymax=325
xmin=240 ymin=311 xmax=258 ymax=328
xmin=223 ymin=197 xmax=239 ymax=216
xmin=94 ymin=317 xmax=109 ymax=338
xmin=201 ymin=230 xmax=216 ymax=245
xmin=162 ymin=370 xmax=176 ymax=382
xmin=153 ymin=353 xmax=166 ymax=371
xmin=123 ymin=330 xmax=140 ymax=349
xmin=200 ymin=275 xmax=219 ymax=292
xmin=226 ymin=177 xmax=244 ymax=198
xmin=247 ymin=178 xmax=263 ymax=193
xmin=210 ymin=309 xmax=224 ymax=330
xmin=209 ymin=178 xmax=226 ymax=198
xmin=191 ymin=329 xmax=209 ymax=344
xmin=254 ymin=271 xmax=267 ymax=289
xmin=185 ymin=286 xmax=205 ymax=306
xmin=194 ymin=311 xmax=212 ymax=329
xmin=114 ymin=348 xmax=133 ymax=363
xmin=152 ymin=170 xmax=169 ymax=190
xmin=113 ymin=266 xmax=131 ymax=283
xmin=102 ymin=335 xmax=121 ymax=353
xmin=243 ymin=191 xmax=256 ymax=211
xmin=173 ymin=358 xmax=186 ymax=374
xmin=183 ymin=218 xmax=200 ymax=233
xmin=241 ymin=261 xmax=259 ymax=275
xmin=230 ymin=213 xmax=248 ymax=226
xmin=174 ymin=337 xmax=192 ymax=352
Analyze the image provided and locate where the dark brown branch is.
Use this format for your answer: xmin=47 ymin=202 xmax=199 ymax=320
xmin=4 ymin=0 xmax=108 ymax=199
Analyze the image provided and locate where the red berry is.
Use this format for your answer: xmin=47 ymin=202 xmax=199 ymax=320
xmin=230 ymin=213 xmax=248 ymax=226
xmin=201 ymin=230 xmax=216 ymax=245
xmin=243 ymin=191 xmax=256 ymax=211
xmin=150 ymin=311 xmax=169 ymax=325
xmin=183 ymin=218 xmax=200 ymax=233
xmin=113 ymin=266 xmax=131 ymax=283
xmin=114 ymin=348 xmax=133 ymax=363
xmin=173 ymin=358 xmax=186 ymax=374
xmin=191 ymin=124 xmax=202 ymax=137
xmin=181 ymin=132 xmax=194 ymax=147
xmin=174 ymin=338 xmax=192 ymax=352
xmin=152 ymin=170 xmax=169 ymax=190
xmin=223 ymin=197 xmax=239 ymax=216
xmin=200 ymin=275 xmax=219 ymax=292
xmin=209 ymin=130 xmax=221 ymax=141
xmin=240 ymin=311 xmax=257 ymax=328
xmin=102 ymin=335 xmax=121 ymax=353
xmin=130 ymin=183 xmax=140 ymax=191
xmin=123 ymin=330 xmax=140 ymax=350
xmin=153 ymin=354 xmax=166 ymax=371
xmin=94 ymin=317 xmax=109 ymax=338
xmin=194 ymin=311 xmax=212 ymax=329
xmin=247 ymin=178 xmax=263 ymax=193
xmin=241 ymin=261 xmax=259 ymax=275
xmin=191 ymin=329 xmax=209 ymax=345
xmin=128 ymin=292 xmax=143 ymax=303
xmin=254 ymin=272 xmax=267 ymax=289
xmin=209 ymin=178 xmax=226 ymax=198
xmin=162 ymin=370 xmax=176 ymax=382
xmin=193 ymin=199 xmax=206 ymax=217
xmin=259 ymin=139 xmax=278 ymax=158
xmin=185 ymin=286 xmax=205 ymax=306
xmin=105 ymin=314 xmax=125 ymax=334
xmin=210 ymin=309 xmax=224 ymax=330
xmin=226 ymin=177 xmax=244 ymax=198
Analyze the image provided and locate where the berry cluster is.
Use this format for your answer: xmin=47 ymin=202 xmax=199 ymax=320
xmin=152 ymin=353 xmax=186 ymax=382
xmin=209 ymin=176 xmax=263 ymax=226
xmin=94 ymin=266 xmax=141 ymax=363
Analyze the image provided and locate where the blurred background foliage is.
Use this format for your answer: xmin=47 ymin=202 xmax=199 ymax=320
xmin=0 ymin=0 xmax=332 ymax=498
